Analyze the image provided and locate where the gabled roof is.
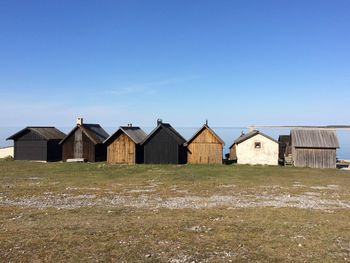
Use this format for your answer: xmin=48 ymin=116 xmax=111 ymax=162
xmin=104 ymin=126 xmax=147 ymax=145
xmin=291 ymin=129 xmax=339 ymax=148
xmin=60 ymin=124 xmax=109 ymax=145
xmin=141 ymin=123 xmax=186 ymax=146
xmin=185 ymin=124 xmax=224 ymax=146
xmin=229 ymin=130 xmax=278 ymax=149
xmin=7 ymin=127 xmax=66 ymax=141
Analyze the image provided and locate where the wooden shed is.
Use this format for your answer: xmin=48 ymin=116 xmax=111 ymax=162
xmin=141 ymin=120 xmax=187 ymax=164
xmin=60 ymin=118 xmax=109 ymax=162
xmin=104 ymin=125 xmax=147 ymax=164
xmin=278 ymin=135 xmax=292 ymax=164
xmin=186 ymin=123 xmax=224 ymax=164
xmin=7 ymin=127 xmax=66 ymax=161
xmin=291 ymin=129 xmax=339 ymax=168
xmin=229 ymin=130 xmax=279 ymax=166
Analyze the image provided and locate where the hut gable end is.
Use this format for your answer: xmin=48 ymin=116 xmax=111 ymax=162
xmin=142 ymin=122 xmax=186 ymax=164
xmin=60 ymin=123 xmax=108 ymax=162
xmin=230 ymin=131 xmax=279 ymax=166
xmin=104 ymin=126 xmax=146 ymax=164
xmin=186 ymin=125 xmax=224 ymax=164
xmin=186 ymin=125 xmax=224 ymax=145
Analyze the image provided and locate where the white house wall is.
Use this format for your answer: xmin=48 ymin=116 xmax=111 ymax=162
xmin=0 ymin=146 xmax=14 ymax=158
xmin=236 ymin=134 xmax=278 ymax=165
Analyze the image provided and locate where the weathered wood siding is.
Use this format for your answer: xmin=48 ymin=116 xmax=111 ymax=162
xmin=229 ymin=145 xmax=237 ymax=160
xmin=62 ymin=129 xmax=99 ymax=162
xmin=13 ymin=130 xmax=47 ymax=161
xmin=187 ymin=128 xmax=222 ymax=164
xmin=144 ymin=128 xmax=185 ymax=164
xmin=62 ymin=132 xmax=74 ymax=161
xmin=107 ymin=133 xmax=136 ymax=164
xmin=293 ymin=148 xmax=337 ymax=168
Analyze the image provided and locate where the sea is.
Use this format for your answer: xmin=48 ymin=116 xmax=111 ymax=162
xmin=1 ymin=126 xmax=350 ymax=160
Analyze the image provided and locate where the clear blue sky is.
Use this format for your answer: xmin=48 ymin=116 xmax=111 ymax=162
xmin=0 ymin=0 xmax=349 ymax=127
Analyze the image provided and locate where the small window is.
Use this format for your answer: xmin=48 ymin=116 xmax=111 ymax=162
xmin=254 ymin=142 xmax=261 ymax=149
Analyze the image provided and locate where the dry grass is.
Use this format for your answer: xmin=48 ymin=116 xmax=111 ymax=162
xmin=1 ymin=160 xmax=350 ymax=262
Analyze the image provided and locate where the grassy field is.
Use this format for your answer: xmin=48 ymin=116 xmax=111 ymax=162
xmin=1 ymin=160 xmax=350 ymax=262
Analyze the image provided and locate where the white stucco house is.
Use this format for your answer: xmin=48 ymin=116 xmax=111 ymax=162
xmin=229 ymin=130 xmax=279 ymax=166
xmin=0 ymin=146 xmax=14 ymax=159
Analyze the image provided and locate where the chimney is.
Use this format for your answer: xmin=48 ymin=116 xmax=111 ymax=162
xmin=205 ymin=119 xmax=208 ymax=126
xmin=127 ymin=123 xmax=133 ymax=127
xmin=77 ymin=117 xmax=83 ymax=126
xmin=157 ymin=118 xmax=163 ymax=125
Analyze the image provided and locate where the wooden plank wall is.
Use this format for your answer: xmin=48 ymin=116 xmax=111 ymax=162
xmin=107 ymin=133 xmax=136 ymax=164
xmin=229 ymin=145 xmax=237 ymax=160
xmin=82 ymin=132 xmax=95 ymax=162
xmin=187 ymin=128 xmax=223 ymax=164
xmin=144 ymin=128 xmax=180 ymax=164
xmin=294 ymin=148 xmax=336 ymax=168
xmin=62 ymin=134 xmax=74 ymax=161
xmin=62 ymin=129 xmax=96 ymax=162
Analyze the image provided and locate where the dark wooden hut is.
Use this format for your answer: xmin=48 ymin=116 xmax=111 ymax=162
xmin=278 ymin=135 xmax=292 ymax=164
xmin=141 ymin=120 xmax=187 ymax=164
xmin=7 ymin=127 xmax=66 ymax=161
xmin=104 ymin=124 xmax=147 ymax=164
xmin=291 ymin=129 xmax=339 ymax=168
xmin=185 ymin=123 xmax=224 ymax=164
xmin=60 ymin=118 xmax=109 ymax=162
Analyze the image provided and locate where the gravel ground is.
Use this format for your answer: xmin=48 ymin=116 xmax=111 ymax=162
xmin=1 ymin=184 xmax=350 ymax=211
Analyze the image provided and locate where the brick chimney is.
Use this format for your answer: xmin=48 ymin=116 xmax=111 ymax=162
xmin=157 ymin=119 xmax=163 ymax=125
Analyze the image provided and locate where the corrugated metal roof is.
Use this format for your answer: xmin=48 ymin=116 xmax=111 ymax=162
xmin=229 ymin=130 xmax=278 ymax=149
xmin=104 ymin=126 xmax=147 ymax=145
xmin=291 ymin=129 xmax=339 ymax=148
xmin=7 ymin=127 xmax=66 ymax=140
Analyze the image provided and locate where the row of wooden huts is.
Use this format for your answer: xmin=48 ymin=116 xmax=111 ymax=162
xmin=6 ymin=118 xmax=340 ymax=168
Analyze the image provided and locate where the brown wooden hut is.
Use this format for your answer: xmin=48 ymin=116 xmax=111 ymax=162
xmin=186 ymin=123 xmax=224 ymax=164
xmin=291 ymin=129 xmax=339 ymax=168
xmin=60 ymin=118 xmax=109 ymax=162
xmin=104 ymin=124 xmax=147 ymax=164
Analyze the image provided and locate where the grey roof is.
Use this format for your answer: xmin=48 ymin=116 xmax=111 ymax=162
xmin=7 ymin=127 xmax=66 ymax=141
xmin=186 ymin=124 xmax=225 ymax=145
xmin=60 ymin=124 xmax=109 ymax=145
xmin=141 ymin=123 xmax=186 ymax=145
xmin=291 ymin=129 xmax=340 ymax=148
xmin=104 ymin=126 xmax=147 ymax=145
xmin=82 ymin=124 xmax=109 ymax=143
xmin=229 ymin=130 xmax=278 ymax=149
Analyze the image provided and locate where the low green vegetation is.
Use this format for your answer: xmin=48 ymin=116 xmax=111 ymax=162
xmin=1 ymin=160 xmax=350 ymax=262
